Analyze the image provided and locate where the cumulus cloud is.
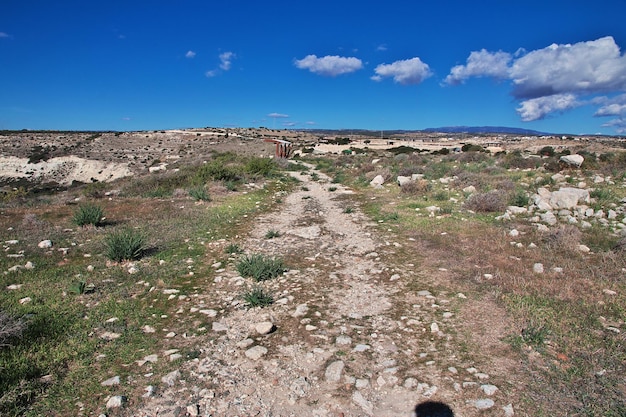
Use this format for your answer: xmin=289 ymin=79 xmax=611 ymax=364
xmin=510 ymin=36 xmax=626 ymax=99
xmin=593 ymin=93 xmax=626 ymax=116
xmin=294 ymin=55 xmax=363 ymax=76
xmin=601 ymin=118 xmax=626 ymax=134
xmin=446 ymin=36 xmax=626 ymax=127
xmin=205 ymin=70 xmax=218 ymax=78
xmin=516 ymin=94 xmax=581 ymax=121
xmin=0 ymin=32 xmax=10 ymax=38
xmin=371 ymin=57 xmax=432 ymax=85
xmin=219 ymin=51 xmax=235 ymax=70
xmin=185 ymin=50 xmax=196 ymax=58
xmin=268 ymin=113 xmax=289 ymax=118
xmin=444 ymin=49 xmax=512 ymax=85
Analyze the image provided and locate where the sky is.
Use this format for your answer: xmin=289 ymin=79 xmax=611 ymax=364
xmin=2 ymin=0 xmax=626 ymax=135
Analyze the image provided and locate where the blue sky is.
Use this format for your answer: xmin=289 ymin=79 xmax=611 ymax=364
xmin=2 ymin=0 xmax=626 ymax=134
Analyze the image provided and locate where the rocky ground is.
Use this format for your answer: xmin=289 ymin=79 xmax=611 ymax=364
xmin=112 ymin=164 xmax=515 ymax=417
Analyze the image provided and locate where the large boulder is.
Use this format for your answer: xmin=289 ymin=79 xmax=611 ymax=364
xmin=370 ymin=175 xmax=385 ymax=188
xmin=549 ymin=187 xmax=590 ymax=209
xmin=560 ymin=154 xmax=584 ymax=168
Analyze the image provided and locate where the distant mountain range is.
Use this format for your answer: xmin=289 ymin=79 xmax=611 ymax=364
xmin=419 ymin=126 xmax=551 ymax=135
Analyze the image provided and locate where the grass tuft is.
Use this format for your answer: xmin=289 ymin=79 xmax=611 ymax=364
xmin=242 ymin=287 xmax=274 ymax=308
xmin=104 ymin=228 xmax=147 ymax=262
xmin=236 ymin=254 xmax=286 ymax=282
xmin=73 ymin=203 xmax=104 ymax=227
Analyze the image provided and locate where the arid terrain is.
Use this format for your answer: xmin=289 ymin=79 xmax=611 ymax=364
xmin=1 ymin=128 xmax=625 ymax=417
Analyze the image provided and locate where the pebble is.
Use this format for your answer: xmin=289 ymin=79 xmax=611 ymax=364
xmin=255 ymin=321 xmax=275 ymax=335
xmin=353 ymin=344 xmax=370 ymax=352
xmin=474 ymin=399 xmax=495 ymax=410
xmin=19 ymin=297 xmax=31 ymax=304
xmin=335 ymin=335 xmax=352 ymax=345
xmin=503 ymin=403 xmax=515 ymax=417
xmin=533 ymin=263 xmax=544 ymax=274
xmin=292 ymin=303 xmax=309 ymax=317
xmin=481 ymin=384 xmax=498 ymax=395
xmin=161 ymin=370 xmax=180 ymax=386
xmin=106 ymin=395 xmax=126 ymax=409
xmin=352 ymin=391 xmax=373 ymax=413
xmin=101 ymin=376 xmax=120 ymax=386
xmin=38 ymin=240 xmax=52 ymax=249
xmin=7 ymin=284 xmax=22 ymax=290
xmin=212 ymin=322 xmax=228 ymax=332
xmin=245 ymin=345 xmax=268 ymax=360
xmin=325 ymin=360 xmax=345 ymax=382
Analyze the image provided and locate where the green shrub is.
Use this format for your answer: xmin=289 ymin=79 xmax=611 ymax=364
xmin=104 ymin=228 xmax=146 ymax=262
xmin=245 ymin=157 xmax=275 ymax=177
xmin=242 ymin=287 xmax=274 ymax=308
xmin=225 ymin=243 xmax=243 ymax=254
xmin=328 ymin=186 xmax=337 ymax=192
xmin=538 ymin=146 xmax=555 ymax=157
xmin=509 ymin=190 xmax=530 ymax=207
xmin=236 ymin=254 xmax=286 ymax=282
xmin=73 ymin=204 xmax=104 ymax=227
xmin=189 ymin=186 xmax=210 ymax=201
xmin=265 ymin=230 xmax=280 ymax=239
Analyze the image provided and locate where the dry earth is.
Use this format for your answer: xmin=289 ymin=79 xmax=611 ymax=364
xmin=120 ymin=163 xmax=517 ymax=417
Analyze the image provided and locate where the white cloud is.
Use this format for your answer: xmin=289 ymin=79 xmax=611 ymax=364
xmin=593 ymin=93 xmax=626 ymax=116
xmin=510 ymin=36 xmax=626 ymax=99
xmin=219 ymin=51 xmax=235 ymax=70
xmin=516 ymin=94 xmax=581 ymax=121
xmin=294 ymin=55 xmax=363 ymax=76
xmin=601 ymin=118 xmax=626 ymax=134
xmin=444 ymin=49 xmax=512 ymax=85
xmin=376 ymin=44 xmax=388 ymax=52
xmin=185 ymin=50 xmax=196 ymax=58
xmin=205 ymin=70 xmax=218 ymax=78
xmin=371 ymin=57 xmax=432 ymax=85
xmin=268 ymin=113 xmax=289 ymax=118
xmin=0 ymin=32 xmax=10 ymax=38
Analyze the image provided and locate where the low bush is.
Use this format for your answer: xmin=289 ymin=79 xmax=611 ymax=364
xmin=265 ymin=230 xmax=280 ymax=239
xmin=464 ymin=190 xmax=507 ymax=212
xmin=236 ymin=254 xmax=286 ymax=282
xmin=73 ymin=203 xmax=104 ymax=227
xmin=0 ymin=310 xmax=25 ymax=347
xmin=225 ymin=243 xmax=243 ymax=254
xmin=104 ymin=228 xmax=146 ymax=262
xmin=401 ymin=180 xmax=431 ymax=194
xmin=189 ymin=186 xmax=210 ymax=201
xmin=242 ymin=287 xmax=274 ymax=308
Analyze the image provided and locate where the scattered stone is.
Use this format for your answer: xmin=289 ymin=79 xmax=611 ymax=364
xmin=106 ymin=395 xmax=126 ymax=409
xmin=24 ymin=261 xmax=34 ymax=269
xmin=236 ymin=338 xmax=254 ymax=349
xmin=474 ymin=399 xmax=495 ymax=410
xmin=169 ymin=353 xmax=183 ymax=361
xmin=101 ymin=376 xmax=120 ymax=386
xmin=127 ymin=266 xmax=139 ymax=274
xmin=325 ymin=360 xmax=345 ymax=382
xmin=186 ymin=404 xmax=200 ymax=416
xmin=430 ymin=322 xmax=440 ymax=333
xmin=212 ymin=322 xmax=228 ymax=332
xmin=503 ymin=403 xmax=515 ymax=417
xmin=533 ymin=263 xmax=544 ymax=274
xmin=245 ymin=345 xmax=268 ymax=360
xmin=19 ymin=297 xmax=31 ymax=304
xmin=370 ymin=175 xmax=385 ymax=188
xmin=292 ymin=303 xmax=309 ymax=318
xmin=578 ymin=244 xmax=591 ymax=253
xmin=603 ymin=289 xmax=617 ymax=296
xmin=142 ymin=325 xmax=156 ymax=333
xmin=356 ymin=378 xmax=370 ymax=389
xmin=161 ymin=370 xmax=180 ymax=386
xmin=481 ymin=384 xmax=498 ymax=395
xmin=255 ymin=321 xmax=275 ymax=335
xmin=6 ymin=284 xmax=22 ymax=290
xmin=560 ymin=154 xmax=584 ymax=167
xmin=336 ymin=335 xmax=352 ymax=345
xmin=509 ymin=229 xmax=520 ymax=237
xmin=199 ymin=309 xmax=218 ymax=317
xmin=136 ymin=354 xmax=158 ymax=366
xmin=352 ymin=391 xmax=373 ymax=413
xmin=38 ymin=240 xmax=52 ymax=249
xmin=353 ymin=344 xmax=371 ymax=352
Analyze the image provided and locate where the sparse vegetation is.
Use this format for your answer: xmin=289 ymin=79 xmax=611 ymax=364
xmin=73 ymin=203 xmax=104 ymax=227
xmin=236 ymin=254 xmax=286 ymax=281
xmin=264 ymin=229 xmax=280 ymax=239
xmin=104 ymin=228 xmax=147 ymax=262
xmin=242 ymin=286 xmax=274 ymax=308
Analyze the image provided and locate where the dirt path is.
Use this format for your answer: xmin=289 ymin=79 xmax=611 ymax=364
xmin=127 ymin=164 xmax=513 ymax=417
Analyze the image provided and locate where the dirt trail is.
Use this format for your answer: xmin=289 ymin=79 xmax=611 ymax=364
xmin=128 ymin=164 xmax=512 ymax=417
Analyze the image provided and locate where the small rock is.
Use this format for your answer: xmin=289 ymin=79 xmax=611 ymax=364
xmin=603 ymin=289 xmax=617 ymax=296
xmin=255 ymin=321 xmax=275 ymax=335
xmin=186 ymin=404 xmax=200 ymax=416
xmin=481 ymin=384 xmax=498 ymax=395
xmin=578 ymin=244 xmax=591 ymax=253
xmin=142 ymin=325 xmax=156 ymax=333
xmin=212 ymin=322 xmax=228 ymax=332
xmin=101 ymin=376 xmax=120 ymax=386
xmin=161 ymin=370 xmax=180 ymax=386
xmin=142 ymin=385 xmax=155 ymax=398
xmin=38 ymin=240 xmax=52 ymax=249
xmin=509 ymin=229 xmax=520 ymax=237
xmin=336 ymin=335 xmax=352 ymax=345
xmin=503 ymin=404 xmax=515 ymax=417
xmin=533 ymin=263 xmax=544 ymax=274
xmin=24 ymin=261 xmax=34 ymax=270
xmin=236 ymin=338 xmax=255 ymax=349
xmin=352 ymin=390 xmax=373 ymax=413
xmin=430 ymin=322 xmax=440 ymax=333
xmin=6 ymin=284 xmax=22 ymax=290
xmin=245 ymin=345 xmax=268 ymax=360
xmin=199 ymin=309 xmax=218 ymax=317
xmin=127 ymin=266 xmax=139 ymax=274
xmin=106 ymin=395 xmax=126 ymax=409
xmin=325 ymin=360 xmax=345 ymax=382
xmin=169 ymin=353 xmax=183 ymax=361
xmin=19 ymin=297 xmax=32 ymax=304
xmin=292 ymin=303 xmax=309 ymax=317
xmin=474 ymin=399 xmax=495 ymax=410
xmin=353 ymin=344 xmax=370 ymax=352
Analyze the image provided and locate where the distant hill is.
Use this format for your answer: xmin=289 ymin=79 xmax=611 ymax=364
xmin=420 ymin=126 xmax=551 ymax=135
